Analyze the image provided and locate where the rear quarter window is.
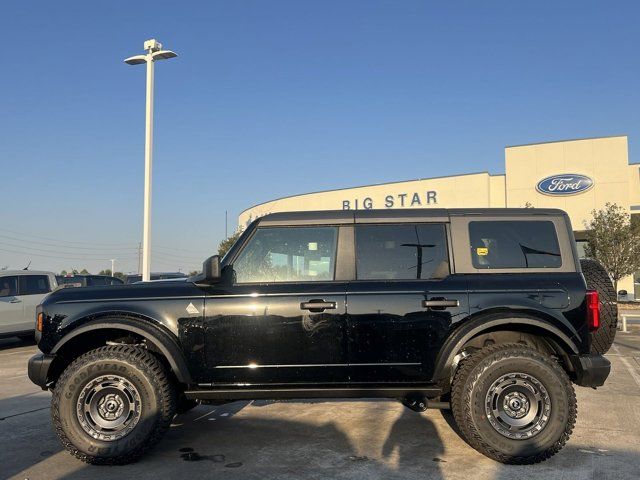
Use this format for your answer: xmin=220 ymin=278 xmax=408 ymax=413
xmin=469 ymin=220 xmax=562 ymax=269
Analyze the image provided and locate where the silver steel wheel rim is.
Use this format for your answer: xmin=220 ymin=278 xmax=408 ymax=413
xmin=485 ymin=372 xmax=551 ymax=440
xmin=76 ymin=374 xmax=142 ymax=442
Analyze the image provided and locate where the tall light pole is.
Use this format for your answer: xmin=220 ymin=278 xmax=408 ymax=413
xmin=110 ymin=259 xmax=116 ymax=277
xmin=124 ymin=39 xmax=177 ymax=282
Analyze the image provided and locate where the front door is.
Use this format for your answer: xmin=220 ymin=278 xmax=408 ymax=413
xmin=0 ymin=276 xmax=24 ymax=335
xmin=203 ymin=225 xmax=349 ymax=385
xmin=346 ymin=223 xmax=469 ymax=383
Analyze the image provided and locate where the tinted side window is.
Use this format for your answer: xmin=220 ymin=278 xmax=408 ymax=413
xmin=233 ymin=227 xmax=338 ymax=283
xmin=88 ymin=277 xmax=108 ymax=286
xmin=19 ymin=275 xmax=51 ymax=295
xmin=0 ymin=276 xmax=18 ymax=297
xmin=469 ymin=221 xmax=562 ymax=269
xmin=356 ymin=224 xmax=449 ymax=280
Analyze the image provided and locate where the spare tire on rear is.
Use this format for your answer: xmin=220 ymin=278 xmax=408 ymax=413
xmin=580 ymin=259 xmax=617 ymax=354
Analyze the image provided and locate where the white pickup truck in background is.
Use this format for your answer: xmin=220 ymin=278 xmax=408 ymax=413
xmin=0 ymin=270 xmax=57 ymax=339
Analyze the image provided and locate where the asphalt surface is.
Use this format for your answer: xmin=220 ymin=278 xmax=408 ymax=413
xmin=1 ymin=328 xmax=640 ymax=480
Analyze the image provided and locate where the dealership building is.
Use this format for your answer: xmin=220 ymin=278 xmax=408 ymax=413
xmin=239 ymin=135 xmax=640 ymax=297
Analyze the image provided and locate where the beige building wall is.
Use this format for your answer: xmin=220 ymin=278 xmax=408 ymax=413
xmin=629 ymin=164 xmax=640 ymax=208
xmin=239 ymin=172 xmax=504 ymax=227
xmin=505 ymin=136 xmax=631 ymax=228
xmin=504 ymin=136 xmax=635 ymax=294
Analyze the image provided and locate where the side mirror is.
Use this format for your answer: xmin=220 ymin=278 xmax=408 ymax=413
xmin=202 ymin=255 xmax=221 ymax=284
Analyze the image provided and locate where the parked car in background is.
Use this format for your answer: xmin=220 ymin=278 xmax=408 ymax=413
xmin=124 ymin=272 xmax=187 ymax=283
xmin=0 ymin=270 xmax=57 ymax=339
xmin=56 ymin=274 xmax=123 ymax=288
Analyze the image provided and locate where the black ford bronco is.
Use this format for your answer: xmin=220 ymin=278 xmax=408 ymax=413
xmin=28 ymin=208 xmax=616 ymax=465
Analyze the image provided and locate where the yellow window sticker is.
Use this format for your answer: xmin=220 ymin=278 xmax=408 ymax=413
xmin=476 ymin=247 xmax=489 ymax=256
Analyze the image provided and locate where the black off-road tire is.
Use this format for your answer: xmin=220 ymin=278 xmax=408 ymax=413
xmin=450 ymin=343 xmax=577 ymax=464
xmin=580 ymin=259 xmax=617 ymax=354
xmin=52 ymin=345 xmax=177 ymax=465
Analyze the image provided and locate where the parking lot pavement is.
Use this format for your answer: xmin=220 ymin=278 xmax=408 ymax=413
xmin=2 ymin=331 xmax=640 ymax=480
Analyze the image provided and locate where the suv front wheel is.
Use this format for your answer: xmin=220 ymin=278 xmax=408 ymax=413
xmin=52 ymin=345 xmax=177 ymax=464
xmin=451 ymin=343 xmax=576 ymax=464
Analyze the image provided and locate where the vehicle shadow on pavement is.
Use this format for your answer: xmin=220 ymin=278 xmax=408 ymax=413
xmin=0 ymin=393 xmax=65 ymax=480
xmin=165 ymin=400 xmax=446 ymax=479
xmin=44 ymin=400 xmax=446 ymax=480
xmin=8 ymin=397 xmax=639 ymax=480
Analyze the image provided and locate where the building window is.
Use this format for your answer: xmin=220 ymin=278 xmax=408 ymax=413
xmin=575 ymin=240 xmax=588 ymax=259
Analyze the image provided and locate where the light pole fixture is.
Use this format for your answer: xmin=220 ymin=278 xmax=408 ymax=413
xmin=124 ymin=39 xmax=177 ymax=282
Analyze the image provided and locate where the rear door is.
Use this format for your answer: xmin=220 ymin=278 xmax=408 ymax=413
xmin=346 ymin=223 xmax=468 ymax=383
xmin=0 ymin=276 xmax=23 ymax=334
xmin=18 ymin=275 xmax=52 ymax=332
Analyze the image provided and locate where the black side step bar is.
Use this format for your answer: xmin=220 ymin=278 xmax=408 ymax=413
xmin=184 ymin=386 xmax=442 ymax=401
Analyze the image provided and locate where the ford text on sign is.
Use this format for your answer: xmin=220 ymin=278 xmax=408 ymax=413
xmin=536 ymin=174 xmax=594 ymax=196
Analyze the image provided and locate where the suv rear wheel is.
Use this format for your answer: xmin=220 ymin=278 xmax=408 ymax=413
xmin=52 ymin=345 xmax=177 ymax=464
xmin=450 ymin=343 xmax=576 ymax=464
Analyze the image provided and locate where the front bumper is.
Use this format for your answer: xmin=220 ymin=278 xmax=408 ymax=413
xmin=570 ymin=354 xmax=611 ymax=388
xmin=28 ymin=353 xmax=55 ymax=390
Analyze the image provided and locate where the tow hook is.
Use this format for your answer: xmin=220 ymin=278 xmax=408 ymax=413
xmin=402 ymin=396 xmax=451 ymax=412
xmin=402 ymin=395 xmax=427 ymax=412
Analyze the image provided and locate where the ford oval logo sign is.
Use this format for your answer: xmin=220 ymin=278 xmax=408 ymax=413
xmin=536 ymin=174 xmax=594 ymax=196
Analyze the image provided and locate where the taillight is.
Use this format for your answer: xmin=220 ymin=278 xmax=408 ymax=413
xmin=586 ymin=290 xmax=600 ymax=331
xmin=36 ymin=312 xmax=43 ymax=332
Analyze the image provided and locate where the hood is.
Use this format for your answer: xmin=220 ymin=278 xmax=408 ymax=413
xmin=45 ymin=280 xmax=204 ymax=305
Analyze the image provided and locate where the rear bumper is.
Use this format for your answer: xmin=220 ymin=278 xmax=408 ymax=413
xmin=570 ymin=354 xmax=611 ymax=388
xmin=28 ymin=353 xmax=55 ymax=390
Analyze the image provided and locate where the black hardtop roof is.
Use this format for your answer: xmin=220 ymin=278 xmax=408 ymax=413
xmin=256 ymin=208 xmax=567 ymax=226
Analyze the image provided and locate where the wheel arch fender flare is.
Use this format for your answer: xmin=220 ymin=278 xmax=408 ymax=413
xmin=51 ymin=315 xmax=193 ymax=384
xmin=432 ymin=315 xmax=580 ymax=384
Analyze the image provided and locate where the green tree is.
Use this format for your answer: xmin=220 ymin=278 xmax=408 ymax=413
xmin=80 ymin=268 xmax=90 ymax=275
xmin=60 ymin=270 xmax=68 ymax=276
xmin=218 ymin=230 xmax=243 ymax=258
xmin=584 ymin=202 xmax=640 ymax=292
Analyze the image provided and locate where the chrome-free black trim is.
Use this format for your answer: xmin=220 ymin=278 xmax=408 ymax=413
xmin=51 ymin=319 xmax=193 ymax=384
xmin=28 ymin=353 xmax=55 ymax=389
xmin=185 ymin=385 xmax=442 ymax=401
xmin=570 ymin=354 xmax=611 ymax=388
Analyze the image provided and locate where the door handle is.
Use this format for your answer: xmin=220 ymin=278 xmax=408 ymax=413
xmin=300 ymin=300 xmax=337 ymax=312
xmin=10 ymin=298 xmax=21 ymax=304
xmin=422 ymin=298 xmax=459 ymax=309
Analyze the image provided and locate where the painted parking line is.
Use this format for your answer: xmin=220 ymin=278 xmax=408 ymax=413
xmin=611 ymin=343 xmax=640 ymax=389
